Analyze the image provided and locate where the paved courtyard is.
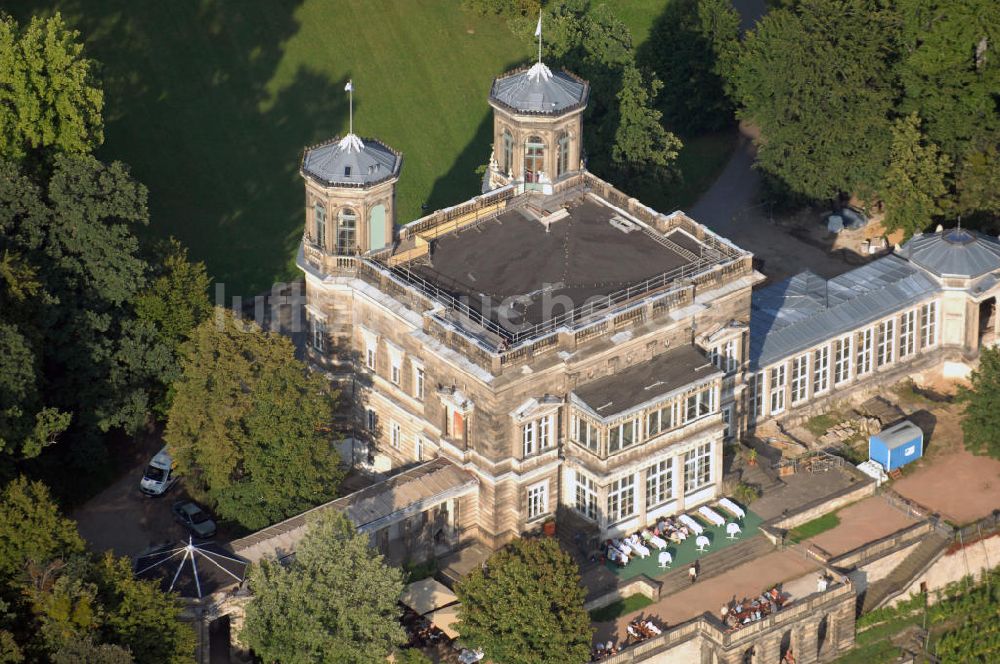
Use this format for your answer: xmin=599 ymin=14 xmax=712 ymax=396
xmin=807 ymin=496 xmax=920 ymax=558
xmin=593 ymin=549 xmax=823 ymax=644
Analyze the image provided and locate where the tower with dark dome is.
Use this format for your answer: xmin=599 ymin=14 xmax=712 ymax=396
xmin=485 ymin=51 xmax=589 ymax=193
xmin=301 ymin=126 xmax=401 ymax=257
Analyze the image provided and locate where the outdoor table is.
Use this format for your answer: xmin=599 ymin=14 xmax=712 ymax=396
xmin=679 ymin=514 xmax=704 ymax=536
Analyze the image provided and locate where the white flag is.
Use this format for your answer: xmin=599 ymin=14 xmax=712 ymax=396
xmin=534 ymin=14 xmax=542 ymax=38
xmin=344 ymin=80 xmax=353 ymax=92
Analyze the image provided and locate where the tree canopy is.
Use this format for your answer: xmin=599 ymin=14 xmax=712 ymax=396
xmin=456 ymin=538 xmax=592 ymax=664
xmin=241 ymin=510 xmax=405 ymax=663
xmin=730 ymin=0 xmax=897 ymax=202
xmin=0 ymin=476 xmax=194 ymax=663
xmin=0 ymin=12 xmax=104 ymax=162
xmin=164 ymin=308 xmax=343 ymax=530
xmin=642 ymin=0 xmax=740 ymax=134
xmin=0 ymin=154 xmax=186 ymax=493
xmin=958 ymin=346 xmax=1000 ymax=460
xmin=880 ymin=114 xmax=953 ymax=236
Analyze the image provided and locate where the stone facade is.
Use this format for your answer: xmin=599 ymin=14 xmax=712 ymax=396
xmin=297 ymin=60 xmax=759 ymax=548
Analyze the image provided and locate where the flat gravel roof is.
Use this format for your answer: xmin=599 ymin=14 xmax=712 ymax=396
xmin=572 ymin=345 xmax=721 ymax=417
xmin=409 ymin=198 xmax=700 ymax=331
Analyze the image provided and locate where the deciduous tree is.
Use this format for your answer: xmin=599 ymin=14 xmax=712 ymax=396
xmin=730 ymin=0 xmax=897 ymax=202
xmin=958 ymin=346 xmax=1000 ymax=460
xmin=242 ymin=510 xmax=405 ymax=663
xmin=880 ymin=114 xmax=952 ymax=237
xmin=165 ymin=309 xmax=342 ymax=529
xmin=0 ymin=13 xmax=103 ymax=162
xmin=0 ymin=477 xmax=83 ymax=580
xmin=456 ymin=538 xmax=592 ymax=664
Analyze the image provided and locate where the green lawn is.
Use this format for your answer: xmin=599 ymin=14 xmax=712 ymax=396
xmin=589 ymin=593 xmax=654 ymax=622
xmin=14 ymin=1 xmax=723 ymax=296
xmin=788 ymin=512 xmax=841 ymax=543
xmin=605 ymin=508 xmax=763 ymax=581
xmin=602 ymin=0 xmax=671 ymax=46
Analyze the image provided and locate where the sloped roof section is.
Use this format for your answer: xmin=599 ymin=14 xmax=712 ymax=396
xmin=230 ymin=458 xmax=477 ymax=563
xmin=897 ymin=228 xmax=1000 ymax=278
xmin=749 ymin=255 xmax=939 ymax=370
xmin=489 ymin=63 xmax=589 ymax=115
xmin=301 ymin=134 xmax=401 ymax=188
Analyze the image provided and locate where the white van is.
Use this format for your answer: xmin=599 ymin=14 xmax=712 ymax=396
xmin=139 ymin=447 xmax=179 ymax=496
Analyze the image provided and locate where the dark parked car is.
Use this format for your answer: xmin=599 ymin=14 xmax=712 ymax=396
xmin=171 ymin=500 xmax=217 ymax=538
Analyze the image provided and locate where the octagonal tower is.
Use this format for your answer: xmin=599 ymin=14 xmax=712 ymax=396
xmin=486 ymin=61 xmax=589 ymax=194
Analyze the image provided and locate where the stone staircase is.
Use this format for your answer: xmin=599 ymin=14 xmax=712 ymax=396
xmin=859 ymin=533 xmax=950 ymax=613
xmin=656 ymin=535 xmax=776 ymax=598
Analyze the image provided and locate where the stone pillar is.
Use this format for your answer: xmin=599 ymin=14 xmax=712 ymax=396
xmin=673 ymin=453 xmax=685 ymax=512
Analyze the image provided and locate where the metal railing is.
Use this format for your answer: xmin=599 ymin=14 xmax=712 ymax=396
xmin=384 ymin=254 xmax=721 ymax=346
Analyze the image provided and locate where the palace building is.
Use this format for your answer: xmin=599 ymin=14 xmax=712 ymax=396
xmin=235 ymin=56 xmax=1000 ymax=568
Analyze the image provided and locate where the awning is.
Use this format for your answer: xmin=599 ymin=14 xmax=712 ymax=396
xmin=430 ymin=604 xmax=461 ymax=640
xmin=400 ymin=578 xmax=458 ymax=616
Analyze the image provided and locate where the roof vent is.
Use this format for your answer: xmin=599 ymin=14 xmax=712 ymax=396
xmin=609 ymin=215 xmax=637 ymax=233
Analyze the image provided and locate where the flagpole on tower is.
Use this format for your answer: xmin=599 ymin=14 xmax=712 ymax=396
xmin=346 ymin=79 xmax=354 ymax=135
xmin=535 ymin=12 xmax=542 ymax=64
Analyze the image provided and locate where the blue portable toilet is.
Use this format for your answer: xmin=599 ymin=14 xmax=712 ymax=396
xmin=868 ymin=420 xmax=923 ymax=472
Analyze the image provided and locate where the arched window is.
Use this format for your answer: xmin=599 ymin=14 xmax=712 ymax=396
xmin=336 ymin=208 xmax=357 ymax=255
xmin=557 ymin=132 xmax=570 ymax=177
xmin=524 ymin=136 xmax=545 ymax=183
xmin=313 ymin=202 xmax=327 ymax=248
xmin=502 ymin=129 xmax=513 ymax=174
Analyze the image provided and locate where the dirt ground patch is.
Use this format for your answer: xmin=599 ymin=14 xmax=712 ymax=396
xmin=808 ymin=496 xmax=919 ymax=557
xmin=892 ymin=445 xmax=1000 ymax=525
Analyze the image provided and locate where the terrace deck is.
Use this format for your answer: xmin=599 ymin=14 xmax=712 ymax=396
xmin=403 ymin=195 xmax=715 ymax=333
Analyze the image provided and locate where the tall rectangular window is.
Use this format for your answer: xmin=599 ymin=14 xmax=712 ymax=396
xmin=390 ymin=421 xmax=401 ymax=449
xmin=575 ymin=472 xmax=598 ymax=521
xmin=877 ymin=319 xmax=895 ymax=367
xmin=769 ymin=364 xmax=786 ymax=414
xmin=413 ymin=364 xmax=425 ymax=400
xmin=572 ymin=415 xmax=599 ymax=452
xmin=684 ymin=443 xmax=712 ymax=493
xmin=921 ymin=301 xmax=938 ymax=347
xmin=607 ymin=475 xmax=636 ymax=523
xmin=527 ymin=481 xmax=548 ymax=520
xmin=857 ymin=328 xmax=874 ymax=375
xmin=390 ymin=358 xmax=401 ymax=385
xmin=752 ymin=372 xmax=764 ymax=420
xmin=646 ymin=460 xmax=673 ymax=508
xmin=834 ymin=336 xmax=852 ymax=384
xmin=415 ymin=437 xmax=423 ymax=462
xmin=522 ymin=421 xmax=536 ymax=457
xmin=309 ymin=317 xmax=326 ymax=353
xmin=539 ymin=415 xmax=551 ymax=450
xmin=366 ymin=346 xmax=376 ymax=371
xmin=366 ymin=408 xmax=377 ymax=431
xmin=899 ymin=310 xmax=916 ymax=358
xmin=313 ymin=202 xmax=326 ymax=247
xmin=813 ymin=345 xmax=830 ymax=395
xmin=608 ymin=419 xmax=637 ymax=453
xmin=791 ymin=354 xmax=809 ymax=404
xmin=725 ymin=338 xmax=739 ymax=373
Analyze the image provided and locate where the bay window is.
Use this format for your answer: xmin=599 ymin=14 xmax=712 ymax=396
xmin=607 ymin=475 xmax=636 ymax=523
xmin=684 ymin=442 xmax=712 ymax=493
xmin=646 ymin=460 xmax=673 ymax=508
xmin=608 ymin=418 xmax=638 ymax=453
